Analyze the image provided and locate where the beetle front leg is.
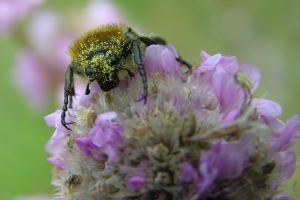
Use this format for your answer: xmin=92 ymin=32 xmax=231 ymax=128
xmin=61 ymin=63 xmax=75 ymax=130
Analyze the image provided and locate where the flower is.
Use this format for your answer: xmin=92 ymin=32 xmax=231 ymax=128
xmin=0 ymin=0 xmax=44 ymax=36
xmin=45 ymin=47 xmax=300 ymax=199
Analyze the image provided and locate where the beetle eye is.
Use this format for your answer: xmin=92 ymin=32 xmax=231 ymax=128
xmin=88 ymin=50 xmax=105 ymax=60
xmin=110 ymin=55 xmax=118 ymax=65
xmin=85 ymin=66 xmax=93 ymax=76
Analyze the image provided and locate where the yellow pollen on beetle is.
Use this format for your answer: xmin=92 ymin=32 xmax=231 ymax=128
xmin=91 ymin=55 xmax=115 ymax=82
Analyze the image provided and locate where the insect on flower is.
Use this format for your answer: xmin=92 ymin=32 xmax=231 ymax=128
xmin=61 ymin=23 xmax=192 ymax=130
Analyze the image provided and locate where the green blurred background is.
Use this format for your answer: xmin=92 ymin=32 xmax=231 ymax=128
xmin=0 ymin=0 xmax=299 ymax=199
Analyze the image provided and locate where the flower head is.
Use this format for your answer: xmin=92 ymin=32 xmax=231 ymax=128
xmin=45 ymin=47 xmax=300 ymax=199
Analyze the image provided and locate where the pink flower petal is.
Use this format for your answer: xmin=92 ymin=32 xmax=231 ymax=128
xmin=96 ymin=111 xmax=118 ymax=123
xmin=12 ymin=50 xmax=50 ymax=111
xmin=79 ymin=82 xmax=100 ymax=108
xmin=279 ymin=149 xmax=297 ymax=182
xmin=75 ymin=137 xmax=99 ymax=157
xmin=200 ymin=51 xmax=210 ymax=62
xmin=127 ymin=175 xmax=147 ymax=192
xmin=47 ymin=156 xmax=64 ymax=168
xmin=275 ymin=195 xmax=297 ymax=200
xmin=178 ymin=162 xmax=195 ymax=183
xmin=213 ymin=67 xmax=243 ymax=113
xmin=83 ymin=0 xmax=124 ymax=30
xmin=105 ymin=142 xmax=119 ymax=162
xmin=239 ymin=63 xmax=261 ymax=92
xmin=222 ymin=109 xmax=240 ymax=124
xmin=0 ymin=0 xmax=44 ymax=35
xmin=271 ymin=115 xmax=300 ymax=152
xmin=144 ymin=44 xmax=180 ymax=78
xmin=194 ymin=53 xmax=222 ymax=74
xmin=44 ymin=110 xmax=61 ymax=127
xmin=253 ymin=99 xmax=282 ymax=117
xmin=45 ymin=137 xmax=66 ymax=156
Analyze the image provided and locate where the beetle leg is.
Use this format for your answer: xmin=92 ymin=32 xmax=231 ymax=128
xmin=139 ymin=36 xmax=157 ymax=46
xmin=133 ymin=41 xmax=148 ymax=104
xmin=61 ymin=63 xmax=75 ymax=130
xmin=175 ymin=57 xmax=192 ymax=73
xmin=69 ymin=86 xmax=75 ymax=108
